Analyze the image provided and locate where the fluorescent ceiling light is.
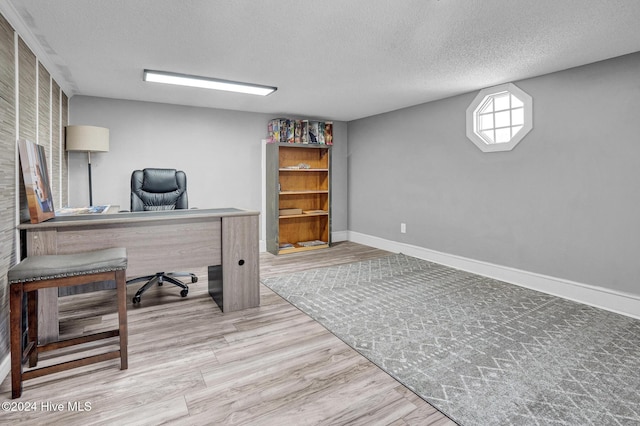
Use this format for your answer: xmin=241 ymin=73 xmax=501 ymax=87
xmin=143 ymin=69 xmax=277 ymax=96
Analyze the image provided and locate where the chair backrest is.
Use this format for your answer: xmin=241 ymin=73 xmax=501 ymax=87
xmin=130 ymin=168 xmax=188 ymax=211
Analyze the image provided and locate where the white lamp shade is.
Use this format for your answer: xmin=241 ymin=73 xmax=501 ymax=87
xmin=66 ymin=125 xmax=110 ymax=152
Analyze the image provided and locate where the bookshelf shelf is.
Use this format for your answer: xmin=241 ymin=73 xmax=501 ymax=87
xmin=266 ymin=142 xmax=331 ymax=255
xmin=280 ymin=190 xmax=329 ymax=195
xmin=279 ymin=211 xmax=329 ymax=219
xmin=279 ymin=168 xmax=329 ymax=172
xmin=278 ymin=242 xmax=330 ymax=252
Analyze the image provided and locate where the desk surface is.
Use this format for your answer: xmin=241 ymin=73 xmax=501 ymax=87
xmin=18 ymin=207 xmax=259 ymax=229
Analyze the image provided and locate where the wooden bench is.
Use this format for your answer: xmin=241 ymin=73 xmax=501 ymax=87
xmin=8 ymin=247 xmax=128 ymax=399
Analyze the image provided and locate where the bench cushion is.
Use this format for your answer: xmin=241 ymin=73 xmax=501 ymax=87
xmin=8 ymin=247 xmax=128 ymax=283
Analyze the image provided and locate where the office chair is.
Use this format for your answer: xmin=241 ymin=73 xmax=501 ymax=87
xmin=127 ymin=168 xmax=197 ymax=304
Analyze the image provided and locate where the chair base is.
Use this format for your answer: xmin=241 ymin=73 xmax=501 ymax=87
xmin=127 ymin=272 xmax=197 ymax=304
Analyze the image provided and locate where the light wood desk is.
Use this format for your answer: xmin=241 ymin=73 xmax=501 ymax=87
xmin=18 ymin=208 xmax=260 ymax=342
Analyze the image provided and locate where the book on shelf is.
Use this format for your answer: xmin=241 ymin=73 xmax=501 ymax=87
xmin=317 ymin=121 xmax=325 ymax=144
xmin=297 ymin=240 xmax=327 ymax=247
xmin=301 ymin=120 xmax=309 ymax=144
xmin=283 ymin=163 xmax=310 ymax=169
xmin=286 ymin=120 xmax=295 ymax=143
xmin=325 ymin=122 xmax=333 ymax=145
xmin=267 ymin=118 xmax=281 ymax=143
xmin=294 ymin=120 xmax=302 ymax=143
xmin=308 ymin=121 xmax=319 ymax=144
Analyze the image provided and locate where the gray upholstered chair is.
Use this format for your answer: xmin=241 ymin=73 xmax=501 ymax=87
xmin=126 ymin=168 xmax=197 ymax=304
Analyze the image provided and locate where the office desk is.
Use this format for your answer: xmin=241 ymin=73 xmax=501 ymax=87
xmin=18 ymin=208 xmax=260 ymax=342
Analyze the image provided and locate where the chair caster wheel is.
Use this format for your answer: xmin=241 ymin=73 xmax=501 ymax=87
xmin=191 ymin=276 xmax=198 ymax=283
xmin=180 ymin=289 xmax=188 ymax=297
xmin=132 ymin=296 xmax=141 ymax=304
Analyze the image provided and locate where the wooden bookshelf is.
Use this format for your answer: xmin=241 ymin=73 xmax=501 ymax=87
xmin=266 ymin=143 xmax=331 ymax=254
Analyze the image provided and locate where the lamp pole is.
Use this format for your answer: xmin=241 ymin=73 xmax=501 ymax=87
xmin=87 ymin=151 xmax=94 ymax=206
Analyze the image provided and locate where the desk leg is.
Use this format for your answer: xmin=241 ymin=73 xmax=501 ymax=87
xmin=208 ymin=265 xmax=223 ymax=310
xmin=116 ymin=269 xmax=128 ymax=370
xmin=220 ymin=215 xmax=260 ymax=312
xmin=37 ymin=288 xmax=58 ymax=344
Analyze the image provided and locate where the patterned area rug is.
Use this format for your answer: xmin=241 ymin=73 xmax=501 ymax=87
xmin=262 ymin=254 xmax=640 ymax=426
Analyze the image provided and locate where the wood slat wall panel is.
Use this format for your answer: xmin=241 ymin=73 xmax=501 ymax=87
xmin=0 ymin=12 xmax=16 ymax=359
xmin=51 ymin=80 xmax=61 ymax=207
xmin=18 ymin=38 xmax=36 ymax=142
xmin=38 ymin=62 xmax=54 ymax=200
xmin=17 ymin=38 xmax=36 ymax=222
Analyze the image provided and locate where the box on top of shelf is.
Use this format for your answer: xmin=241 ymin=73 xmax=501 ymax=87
xmin=267 ymin=118 xmax=333 ymax=145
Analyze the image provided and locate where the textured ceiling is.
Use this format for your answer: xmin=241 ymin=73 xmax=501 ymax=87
xmin=3 ymin=0 xmax=640 ymax=121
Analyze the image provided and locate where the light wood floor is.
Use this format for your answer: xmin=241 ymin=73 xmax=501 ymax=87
xmin=1 ymin=242 xmax=456 ymax=425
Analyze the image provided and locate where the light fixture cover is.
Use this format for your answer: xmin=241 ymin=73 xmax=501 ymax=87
xmin=143 ymin=69 xmax=277 ymax=96
xmin=65 ymin=125 xmax=110 ymax=152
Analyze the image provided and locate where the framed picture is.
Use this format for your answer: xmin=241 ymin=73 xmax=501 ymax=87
xmin=18 ymin=139 xmax=55 ymax=223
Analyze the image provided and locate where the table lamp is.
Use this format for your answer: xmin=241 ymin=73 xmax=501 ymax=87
xmin=65 ymin=125 xmax=109 ymax=206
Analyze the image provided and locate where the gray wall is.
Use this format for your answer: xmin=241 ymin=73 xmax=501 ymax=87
xmin=68 ymin=96 xmax=348 ymax=236
xmin=348 ymin=52 xmax=640 ymax=296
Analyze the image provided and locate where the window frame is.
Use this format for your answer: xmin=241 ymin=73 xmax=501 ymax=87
xmin=465 ymin=83 xmax=533 ymax=153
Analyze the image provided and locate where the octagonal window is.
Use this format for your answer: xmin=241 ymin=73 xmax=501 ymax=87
xmin=466 ymin=83 xmax=533 ymax=152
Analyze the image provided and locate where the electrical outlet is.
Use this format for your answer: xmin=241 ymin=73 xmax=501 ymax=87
xmin=401 ymin=223 xmax=406 ymax=233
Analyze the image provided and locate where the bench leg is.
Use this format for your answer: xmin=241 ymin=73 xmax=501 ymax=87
xmin=27 ymin=290 xmax=38 ymax=367
xmin=10 ymin=284 xmax=24 ymax=399
xmin=116 ymin=269 xmax=128 ymax=370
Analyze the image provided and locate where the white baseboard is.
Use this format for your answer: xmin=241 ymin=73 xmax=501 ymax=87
xmin=348 ymin=231 xmax=640 ymax=319
xmin=332 ymin=230 xmax=349 ymax=243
